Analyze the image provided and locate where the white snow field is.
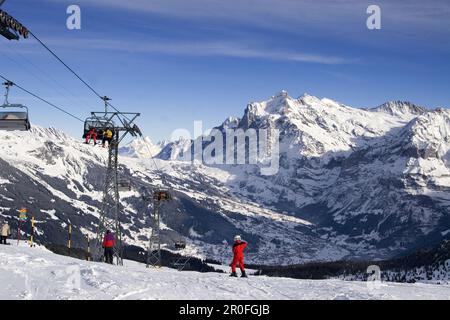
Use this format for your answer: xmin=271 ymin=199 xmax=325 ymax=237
xmin=1 ymin=244 xmax=450 ymax=300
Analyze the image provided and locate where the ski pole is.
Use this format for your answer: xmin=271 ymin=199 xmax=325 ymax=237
xmin=68 ymin=224 xmax=72 ymax=256
xmin=87 ymin=235 xmax=91 ymax=261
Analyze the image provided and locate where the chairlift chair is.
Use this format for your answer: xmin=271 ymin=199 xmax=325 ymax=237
xmin=175 ymin=240 xmax=187 ymax=250
xmin=82 ymin=117 xmax=115 ymax=140
xmin=0 ymin=24 xmax=19 ymax=40
xmin=0 ymin=105 xmax=31 ymax=131
xmin=83 ymin=95 xmax=117 ymax=141
xmin=154 ymin=189 xmax=172 ymax=202
xmin=118 ymin=179 xmax=132 ymax=192
xmin=0 ymin=81 xmax=31 ymax=131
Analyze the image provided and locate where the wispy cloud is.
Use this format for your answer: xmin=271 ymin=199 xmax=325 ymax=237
xmin=19 ymin=36 xmax=353 ymax=65
xmin=50 ymin=0 xmax=450 ymax=37
xmin=95 ymin=39 xmax=353 ymax=64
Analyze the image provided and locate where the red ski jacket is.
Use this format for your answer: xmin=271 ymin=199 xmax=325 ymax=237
xmin=102 ymin=233 xmax=115 ymax=248
xmin=232 ymin=241 xmax=247 ymax=258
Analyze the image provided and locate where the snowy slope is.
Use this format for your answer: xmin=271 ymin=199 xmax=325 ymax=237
xmin=1 ymin=245 xmax=450 ymax=300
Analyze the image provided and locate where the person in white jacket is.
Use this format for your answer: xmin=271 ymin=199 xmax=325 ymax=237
xmin=1 ymin=220 xmax=11 ymax=244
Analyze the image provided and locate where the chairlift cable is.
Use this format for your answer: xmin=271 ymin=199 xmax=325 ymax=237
xmin=0 ymin=74 xmax=84 ymax=123
xmin=28 ymin=31 xmax=105 ymax=101
xmin=141 ymin=137 xmax=163 ymax=176
xmin=27 ymin=31 xmax=166 ymax=178
xmin=0 ymin=38 xmax=98 ymax=113
xmin=28 ymin=31 xmax=129 ymax=119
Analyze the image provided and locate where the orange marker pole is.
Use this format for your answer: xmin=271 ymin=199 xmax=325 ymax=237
xmin=29 ymin=216 xmax=35 ymax=247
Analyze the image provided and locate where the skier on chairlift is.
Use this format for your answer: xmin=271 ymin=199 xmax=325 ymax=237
xmin=102 ymin=230 xmax=115 ymax=264
xmin=85 ymin=127 xmax=98 ymax=145
xmin=102 ymin=128 xmax=113 ymax=148
xmin=230 ymin=235 xmax=248 ymax=278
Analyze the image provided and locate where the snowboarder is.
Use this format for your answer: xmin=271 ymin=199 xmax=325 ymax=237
xmin=85 ymin=128 xmax=98 ymax=145
xmin=102 ymin=230 xmax=115 ymax=264
xmin=1 ymin=220 xmax=11 ymax=245
xmin=102 ymin=128 xmax=113 ymax=148
xmin=230 ymin=235 xmax=247 ymax=278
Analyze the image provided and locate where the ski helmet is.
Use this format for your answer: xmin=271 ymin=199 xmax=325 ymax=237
xmin=234 ymin=235 xmax=241 ymax=241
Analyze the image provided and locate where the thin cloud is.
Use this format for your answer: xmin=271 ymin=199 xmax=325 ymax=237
xmin=18 ymin=36 xmax=353 ymax=65
xmin=49 ymin=0 xmax=450 ymax=36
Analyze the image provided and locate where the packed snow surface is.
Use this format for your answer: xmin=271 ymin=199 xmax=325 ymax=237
xmin=1 ymin=244 xmax=450 ymax=300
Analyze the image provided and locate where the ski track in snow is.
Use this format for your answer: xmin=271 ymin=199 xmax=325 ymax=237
xmin=1 ymin=245 xmax=450 ymax=300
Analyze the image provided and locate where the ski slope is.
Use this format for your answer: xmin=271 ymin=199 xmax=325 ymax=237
xmin=1 ymin=245 xmax=450 ymax=300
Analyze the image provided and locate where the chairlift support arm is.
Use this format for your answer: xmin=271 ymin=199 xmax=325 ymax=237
xmin=90 ymin=111 xmax=142 ymax=143
xmin=2 ymin=80 xmax=13 ymax=105
xmin=0 ymin=5 xmax=29 ymax=40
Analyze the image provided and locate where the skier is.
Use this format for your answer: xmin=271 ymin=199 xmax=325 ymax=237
xmin=102 ymin=128 xmax=113 ymax=148
xmin=102 ymin=230 xmax=115 ymax=264
xmin=0 ymin=220 xmax=11 ymax=245
xmin=230 ymin=235 xmax=247 ymax=278
xmin=85 ymin=128 xmax=98 ymax=145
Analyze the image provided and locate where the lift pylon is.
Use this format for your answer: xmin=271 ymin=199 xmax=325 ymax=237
xmin=91 ymin=111 xmax=142 ymax=265
xmin=146 ymin=190 xmax=172 ymax=268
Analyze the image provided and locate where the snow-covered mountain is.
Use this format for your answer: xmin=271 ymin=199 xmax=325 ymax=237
xmin=119 ymin=137 xmax=167 ymax=159
xmin=0 ymin=91 xmax=449 ymax=265
xmin=157 ymin=91 xmax=450 ymax=259
xmin=0 ymin=126 xmax=344 ymax=265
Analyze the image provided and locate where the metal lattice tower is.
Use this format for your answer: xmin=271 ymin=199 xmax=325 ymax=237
xmin=146 ymin=190 xmax=171 ymax=268
xmin=91 ymin=111 xmax=142 ymax=265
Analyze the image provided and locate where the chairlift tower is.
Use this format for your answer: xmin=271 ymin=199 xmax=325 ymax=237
xmin=146 ymin=189 xmax=171 ymax=268
xmin=90 ymin=111 xmax=142 ymax=265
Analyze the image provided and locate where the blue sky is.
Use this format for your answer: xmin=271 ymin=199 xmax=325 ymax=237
xmin=1 ymin=0 xmax=449 ymax=141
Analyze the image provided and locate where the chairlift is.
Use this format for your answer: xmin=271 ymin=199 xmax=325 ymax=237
xmin=175 ymin=240 xmax=187 ymax=250
xmin=118 ymin=179 xmax=132 ymax=192
xmin=83 ymin=96 xmax=115 ymax=141
xmin=0 ymin=81 xmax=31 ymax=131
xmin=0 ymin=24 xmax=19 ymax=40
xmin=82 ymin=117 xmax=115 ymax=140
xmin=154 ymin=189 xmax=172 ymax=202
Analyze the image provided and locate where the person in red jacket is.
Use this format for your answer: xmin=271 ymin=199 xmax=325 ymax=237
xmin=85 ymin=128 xmax=98 ymax=145
xmin=102 ymin=230 xmax=115 ymax=264
xmin=230 ymin=235 xmax=248 ymax=278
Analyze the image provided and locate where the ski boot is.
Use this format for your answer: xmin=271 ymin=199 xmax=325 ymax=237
xmin=241 ymin=271 xmax=247 ymax=278
xmin=230 ymin=272 xmax=238 ymax=277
